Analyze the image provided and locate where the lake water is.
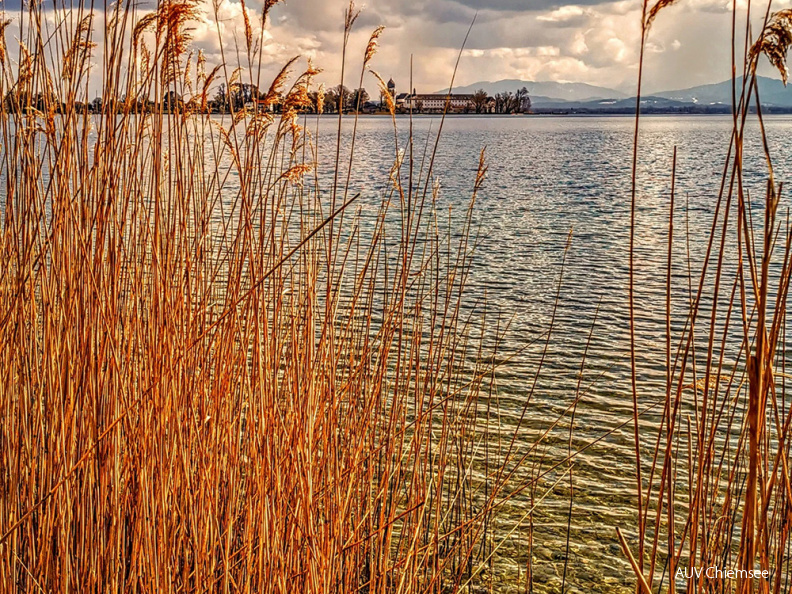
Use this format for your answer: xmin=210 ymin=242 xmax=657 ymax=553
xmin=304 ymin=114 xmax=792 ymax=592
xmin=9 ymin=112 xmax=788 ymax=591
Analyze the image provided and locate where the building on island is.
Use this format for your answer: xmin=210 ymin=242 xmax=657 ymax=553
xmin=383 ymin=78 xmax=480 ymax=113
xmin=379 ymin=77 xmax=396 ymax=107
xmin=387 ymin=78 xmax=475 ymax=113
xmin=382 ymin=79 xmax=512 ymax=113
xmin=403 ymin=93 xmax=476 ymax=113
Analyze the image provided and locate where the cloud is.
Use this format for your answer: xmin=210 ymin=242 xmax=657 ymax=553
xmin=0 ymin=0 xmax=785 ymax=99
xmin=537 ymin=5 xmax=592 ymax=27
xmin=447 ymin=0 xmax=624 ymax=11
xmin=241 ymin=0 xmax=731 ymax=93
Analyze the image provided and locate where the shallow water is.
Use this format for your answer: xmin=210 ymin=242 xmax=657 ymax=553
xmin=7 ymin=112 xmax=790 ymax=591
xmin=304 ymin=113 xmax=792 ymax=592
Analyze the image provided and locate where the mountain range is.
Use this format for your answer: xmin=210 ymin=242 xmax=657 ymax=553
xmin=439 ymin=76 xmax=792 ymax=111
xmin=653 ymin=77 xmax=790 ymax=106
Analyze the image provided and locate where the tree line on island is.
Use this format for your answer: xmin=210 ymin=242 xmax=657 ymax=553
xmin=470 ymin=88 xmax=531 ymax=114
xmin=3 ymin=81 xmax=532 ymax=115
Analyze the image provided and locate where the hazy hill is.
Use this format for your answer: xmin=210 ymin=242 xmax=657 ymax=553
xmin=440 ymin=79 xmax=627 ymax=102
xmin=654 ymin=76 xmax=792 ymax=107
xmin=436 ymin=76 xmax=792 ymax=112
xmin=540 ymin=95 xmax=674 ymax=107
xmin=531 ymin=95 xmax=694 ymax=112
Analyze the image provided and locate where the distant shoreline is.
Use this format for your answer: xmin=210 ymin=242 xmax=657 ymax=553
xmin=21 ymin=108 xmax=787 ymax=117
xmin=300 ymin=110 xmax=792 ymax=117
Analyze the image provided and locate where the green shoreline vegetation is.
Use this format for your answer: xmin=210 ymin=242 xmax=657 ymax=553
xmin=1 ymin=0 xmax=792 ymax=592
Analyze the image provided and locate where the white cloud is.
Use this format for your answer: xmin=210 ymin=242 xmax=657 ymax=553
xmin=537 ymin=5 xmax=590 ymax=26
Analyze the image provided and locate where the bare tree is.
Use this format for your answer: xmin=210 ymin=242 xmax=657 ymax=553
xmin=515 ymin=87 xmax=531 ymax=113
xmin=332 ymin=85 xmax=353 ymax=113
xmin=472 ymin=89 xmax=489 ymax=114
xmin=494 ymin=91 xmax=516 ymax=114
xmin=324 ymin=88 xmax=340 ymax=113
xmin=351 ymin=88 xmax=369 ymax=111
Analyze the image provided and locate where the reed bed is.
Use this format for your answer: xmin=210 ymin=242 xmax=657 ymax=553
xmin=623 ymin=1 xmax=792 ymax=592
xmin=4 ymin=0 xmax=792 ymax=591
xmin=0 ymin=0 xmax=542 ymax=591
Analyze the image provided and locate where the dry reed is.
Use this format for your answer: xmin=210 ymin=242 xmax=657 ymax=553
xmin=0 ymin=1 xmax=550 ymax=592
xmin=624 ymin=1 xmax=792 ymax=593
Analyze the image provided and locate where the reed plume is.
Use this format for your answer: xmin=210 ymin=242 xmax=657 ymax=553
xmin=749 ymin=9 xmax=792 ymax=84
xmin=370 ymin=69 xmax=395 ymax=115
xmin=364 ymin=25 xmax=385 ymax=68
xmin=644 ymin=0 xmax=680 ymax=31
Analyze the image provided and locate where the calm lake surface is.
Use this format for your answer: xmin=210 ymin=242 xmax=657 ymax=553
xmin=305 ymin=114 xmax=792 ymax=592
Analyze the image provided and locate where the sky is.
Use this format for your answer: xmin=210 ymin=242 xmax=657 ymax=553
xmin=194 ymin=0 xmax=787 ymax=95
xmin=0 ymin=0 xmax=787 ymax=96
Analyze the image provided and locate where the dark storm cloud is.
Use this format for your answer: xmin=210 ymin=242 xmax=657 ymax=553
xmin=382 ymin=7 xmax=578 ymax=51
xmin=0 ymin=0 xmax=24 ymax=11
xmin=448 ymin=0 xmax=619 ymax=11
